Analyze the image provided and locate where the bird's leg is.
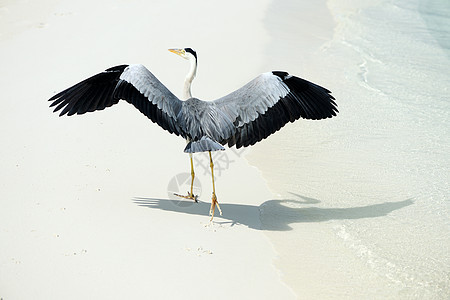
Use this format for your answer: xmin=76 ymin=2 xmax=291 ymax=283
xmin=174 ymin=153 xmax=198 ymax=202
xmin=188 ymin=153 xmax=195 ymax=197
xmin=209 ymin=151 xmax=222 ymax=221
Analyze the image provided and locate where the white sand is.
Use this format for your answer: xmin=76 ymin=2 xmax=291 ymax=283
xmin=0 ymin=0 xmax=297 ymax=298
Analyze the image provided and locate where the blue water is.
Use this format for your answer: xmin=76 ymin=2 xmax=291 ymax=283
xmin=255 ymin=0 xmax=450 ymax=298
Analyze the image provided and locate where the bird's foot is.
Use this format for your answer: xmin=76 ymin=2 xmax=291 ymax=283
xmin=174 ymin=191 xmax=198 ymax=203
xmin=209 ymin=193 xmax=222 ymax=222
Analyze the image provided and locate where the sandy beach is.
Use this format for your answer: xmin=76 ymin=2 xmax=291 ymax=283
xmin=1 ymin=0 xmax=449 ymax=299
xmin=0 ymin=0 xmax=296 ymax=298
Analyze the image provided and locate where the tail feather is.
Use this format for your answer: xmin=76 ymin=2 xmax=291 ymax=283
xmin=184 ymin=136 xmax=225 ymax=153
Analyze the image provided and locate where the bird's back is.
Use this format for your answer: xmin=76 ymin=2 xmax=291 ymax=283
xmin=179 ymin=98 xmax=235 ymax=144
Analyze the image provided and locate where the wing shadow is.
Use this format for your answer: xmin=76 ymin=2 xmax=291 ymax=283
xmin=133 ymin=194 xmax=414 ymax=231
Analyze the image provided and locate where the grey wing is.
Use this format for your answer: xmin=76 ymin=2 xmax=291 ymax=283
xmin=48 ymin=64 xmax=184 ymax=136
xmin=211 ymin=71 xmax=338 ymax=148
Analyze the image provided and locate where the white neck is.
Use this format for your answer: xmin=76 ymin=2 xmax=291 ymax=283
xmin=183 ymin=57 xmax=197 ymax=99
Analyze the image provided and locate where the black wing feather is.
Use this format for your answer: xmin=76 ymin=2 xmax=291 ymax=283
xmin=49 ymin=65 xmax=128 ymax=116
xmin=223 ymin=72 xmax=338 ymax=148
xmin=48 ymin=64 xmax=184 ymax=137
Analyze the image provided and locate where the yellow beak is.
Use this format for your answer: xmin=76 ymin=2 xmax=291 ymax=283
xmin=168 ymin=48 xmax=185 ymax=57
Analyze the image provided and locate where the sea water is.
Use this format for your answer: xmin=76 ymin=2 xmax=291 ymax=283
xmin=252 ymin=0 xmax=449 ymax=298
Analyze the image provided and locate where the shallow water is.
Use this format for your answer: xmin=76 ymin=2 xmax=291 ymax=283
xmin=252 ymin=0 xmax=450 ymax=298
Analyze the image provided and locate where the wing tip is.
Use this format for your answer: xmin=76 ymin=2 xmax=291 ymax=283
xmin=275 ymin=72 xmax=339 ymax=120
xmin=47 ymin=64 xmax=130 ymax=117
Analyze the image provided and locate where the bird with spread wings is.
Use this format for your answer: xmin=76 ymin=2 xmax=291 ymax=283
xmin=48 ymin=48 xmax=338 ymax=221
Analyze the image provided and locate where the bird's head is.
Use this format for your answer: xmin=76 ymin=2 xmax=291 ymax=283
xmin=168 ymin=48 xmax=197 ymax=62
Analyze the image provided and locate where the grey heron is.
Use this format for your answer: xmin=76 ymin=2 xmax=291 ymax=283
xmin=48 ymin=48 xmax=338 ymax=221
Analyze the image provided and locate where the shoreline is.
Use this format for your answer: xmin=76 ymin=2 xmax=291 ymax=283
xmin=249 ymin=0 xmax=349 ymax=297
xmin=250 ymin=0 xmax=450 ymax=298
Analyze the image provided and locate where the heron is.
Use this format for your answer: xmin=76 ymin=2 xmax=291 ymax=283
xmin=48 ymin=48 xmax=338 ymax=221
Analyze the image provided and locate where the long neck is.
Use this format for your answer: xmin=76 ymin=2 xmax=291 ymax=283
xmin=183 ymin=58 xmax=197 ymax=99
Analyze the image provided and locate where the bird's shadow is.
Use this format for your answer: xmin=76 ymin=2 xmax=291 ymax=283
xmin=133 ymin=192 xmax=414 ymax=231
